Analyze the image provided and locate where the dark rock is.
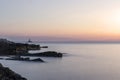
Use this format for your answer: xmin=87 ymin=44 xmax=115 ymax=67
xmin=0 ymin=58 xmax=4 ymax=60
xmin=31 ymin=58 xmax=44 ymax=62
xmin=0 ymin=63 xmax=27 ymax=80
xmin=0 ymin=39 xmax=63 ymax=58
xmin=0 ymin=39 xmax=40 ymax=55
xmin=5 ymin=56 xmax=44 ymax=62
xmin=40 ymin=46 xmax=48 ymax=48
xmin=22 ymin=51 xmax=63 ymax=57
xmin=6 ymin=56 xmax=30 ymax=61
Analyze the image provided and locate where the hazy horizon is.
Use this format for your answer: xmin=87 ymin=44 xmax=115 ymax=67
xmin=1 ymin=0 xmax=120 ymax=42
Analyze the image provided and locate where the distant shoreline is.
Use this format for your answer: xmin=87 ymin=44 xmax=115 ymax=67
xmin=34 ymin=41 xmax=120 ymax=44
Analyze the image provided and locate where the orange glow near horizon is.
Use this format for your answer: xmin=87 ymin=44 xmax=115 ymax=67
xmin=1 ymin=0 xmax=120 ymax=41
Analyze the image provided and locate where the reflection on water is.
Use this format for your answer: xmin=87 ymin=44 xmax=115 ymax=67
xmin=1 ymin=43 xmax=120 ymax=80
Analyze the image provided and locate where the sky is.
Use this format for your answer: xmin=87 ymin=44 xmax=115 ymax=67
xmin=0 ymin=0 xmax=120 ymax=42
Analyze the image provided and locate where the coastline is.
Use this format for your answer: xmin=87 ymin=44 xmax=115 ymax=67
xmin=0 ymin=63 xmax=27 ymax=80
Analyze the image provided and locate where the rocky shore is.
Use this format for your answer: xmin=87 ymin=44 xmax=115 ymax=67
xmin=0 ymin=39 xmax=64 ymax=80
xmin=0 ymin=63 xmax=27 ymax=80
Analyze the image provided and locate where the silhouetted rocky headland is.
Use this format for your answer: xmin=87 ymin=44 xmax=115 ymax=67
xmin=0 ymin=39 xmax=40 ymax=55
xmin=0 ymin=63 xmax=27 ymax=80
xmin=0 ymin=39 xmax=63 ymax=57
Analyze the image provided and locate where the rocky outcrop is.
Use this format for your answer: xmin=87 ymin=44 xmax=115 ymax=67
xmin=0 ymin=39 xmax=40 ymax=55
xmin=5 ymin=56 xmax=44 ymax=62
xmin=22 ymin=51 xmax=63 ymax=57
xmin=31 ymin=58 xmax=44 ymax=62
xmin=0 ymin=39 xmax=63 ymax=58
xmin=0 ymin=63 xmax=27 ymax=80
xmin=40 ymin=46 xmax=48 ymax=48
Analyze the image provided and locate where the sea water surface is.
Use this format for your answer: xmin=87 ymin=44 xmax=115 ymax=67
xmin=1 ymin=43 xmax=120 ymax=80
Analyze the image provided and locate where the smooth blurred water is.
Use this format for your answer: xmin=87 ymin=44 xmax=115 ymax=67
xmin=1 ymin=43 xmax=120 ymax=80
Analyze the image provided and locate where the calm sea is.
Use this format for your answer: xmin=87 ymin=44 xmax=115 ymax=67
xmin=1 ymin=43 xmax=120 ymax=80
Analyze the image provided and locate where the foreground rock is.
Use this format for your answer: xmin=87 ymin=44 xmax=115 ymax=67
xmin=22 ymin=51 xmax=63 ymax=57
xmin=0 ymin=63 xmax=27 ymax=80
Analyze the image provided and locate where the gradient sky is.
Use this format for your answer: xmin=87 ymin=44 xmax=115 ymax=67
xmin=0 ymin=0 xmax=120 ymax=42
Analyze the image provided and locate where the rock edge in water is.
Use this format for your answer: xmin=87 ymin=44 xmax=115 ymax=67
xmin=5 ymin=57 xmax=44 ymax=62
xmin=22 ymin=51 xmax=63 ymax=57
xmin=0 ymin=63 xmax=27 ymax=80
